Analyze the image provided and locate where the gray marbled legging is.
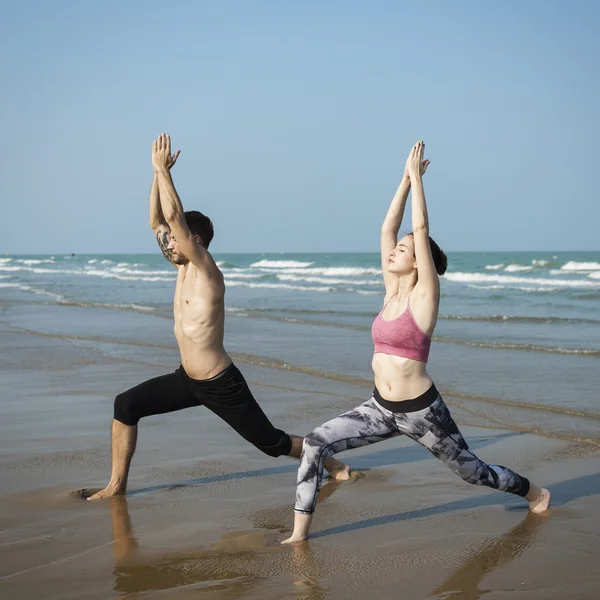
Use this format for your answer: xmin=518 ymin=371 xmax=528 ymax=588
xmin=295 ymin=393 xmax=530 ymax=514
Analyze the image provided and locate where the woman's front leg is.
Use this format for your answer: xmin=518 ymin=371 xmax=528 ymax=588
xmin=282 ymin=512 xmax=313 ymax=544
xmin=282 ymin=399 xmax=397 ymax=544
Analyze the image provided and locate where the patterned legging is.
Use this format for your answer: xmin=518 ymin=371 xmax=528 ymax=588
xmin=295 ymin=392 xmax=530 ymax=514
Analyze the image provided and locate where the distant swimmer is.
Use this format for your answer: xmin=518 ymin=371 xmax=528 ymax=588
xmin=282 ymin=141 xmax=550 ymax=544
xmin=84 ymin=134 xmax=349 ymax=501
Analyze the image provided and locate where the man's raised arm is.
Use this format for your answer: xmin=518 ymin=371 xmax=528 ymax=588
xmin=152 ymin=133 xmax=222 ymax=282
xmin=149 ymin=147 xmax=180 ymax=265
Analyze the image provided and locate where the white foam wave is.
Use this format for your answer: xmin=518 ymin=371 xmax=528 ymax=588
xmin=107 ymin=302 xmax=156 ymax=312
xmin=504 ymin=265 xmax=533 ymax=272
xmin=589 ymin=272 xmax=600 ymax=280
xmin=225 ymin=307 xmax=251 ymax=316
xmin=469 ymin=284 xmax=507 ymax=290
xmin=15 ymin=259 xmax=54 ymax=265
xmin=107 ymin=267 xmax=174 ymax=276
xmin=561 ymin=261 xmax=600 ymax=271
xmin=117 ymin=262 xmax=130 ymax=267
xmin=224 ymin=273 xmax=266 ymax=279
xmin=88 ymin=259 xmax=98 ymax=264
xmin=0 ymin=282 xmax=65 ymax=301
xmin=445 ymin=272 xmax=599 ymax=288
xmin=276 ymin=274 xmax=379 ymax=286
xmin=226 ymin=281 xmax=335 ymax=292
xmin=250 ymin=260 xmax=314 ymax=268
xmin=258 ymin=266 xmax=381 ymax=276
xmin=0 ymin=264 xmax=175 ymax=282
xmin=0 ymin=266 xmax=59 ymax=274
xmin=100 ymin=260 xmax=114 ymax=265
xmin=0 ymin=258 xmax=12 ymax=264
xmin=532 ymin=259 xmax=551 ymax=267
xmin=485 ymin=264 xmax=503 ymax=270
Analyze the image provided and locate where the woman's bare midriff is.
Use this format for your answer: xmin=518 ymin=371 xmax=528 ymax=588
xmin=372 ymin=353 xmax=433 ymax=401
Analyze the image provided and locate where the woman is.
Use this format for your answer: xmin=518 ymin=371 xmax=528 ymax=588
xmin=282 ymin=141 xmax=551 ymax=544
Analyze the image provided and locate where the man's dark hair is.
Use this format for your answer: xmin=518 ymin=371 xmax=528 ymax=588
xmin=185 ymin=210 xmax=214 ymax=249
xmin=407 ymin=233 xmax=448 ymax=276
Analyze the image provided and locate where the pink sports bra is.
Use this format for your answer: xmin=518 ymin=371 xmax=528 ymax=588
xmin=371 ymin=295 xmax=432 ymax=363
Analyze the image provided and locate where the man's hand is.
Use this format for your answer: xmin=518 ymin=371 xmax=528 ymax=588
xmin=152 ymin=133 xmax=180 ymax=172
xmin=404 ymin=140 xmax=430 ymax=180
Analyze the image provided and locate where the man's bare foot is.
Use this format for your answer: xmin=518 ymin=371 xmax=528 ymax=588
xmin=86 ymin=484 xmax=125 ymax=501
xmin=324 ymin=458 xmax=351 ymax=481
xmin=281 ymin=534 xmax=308 ymax=545
xmin=528 ymin=487 xmax=551 ymax=514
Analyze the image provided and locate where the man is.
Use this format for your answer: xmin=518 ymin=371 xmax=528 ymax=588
xmin=87 ymin=134 xmax=349 ymax=500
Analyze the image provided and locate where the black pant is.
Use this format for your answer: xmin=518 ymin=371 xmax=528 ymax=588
xmin=113 ymin=363 xmax=292 ymax=457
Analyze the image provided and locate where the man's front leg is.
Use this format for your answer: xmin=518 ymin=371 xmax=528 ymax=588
xmin=87 ymin=420 xmax=138 ymax=501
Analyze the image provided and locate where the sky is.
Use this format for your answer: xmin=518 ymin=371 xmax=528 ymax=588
xmin=1 ymin=0 xmax=598 ymax=254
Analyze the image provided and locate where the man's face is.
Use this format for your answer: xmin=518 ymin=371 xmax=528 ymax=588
xmin=167 ymin=234 xmax=188 ymax=265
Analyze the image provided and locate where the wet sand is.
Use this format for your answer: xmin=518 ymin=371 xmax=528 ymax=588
xmin=1 ymin=331 xmax=599 ymax=599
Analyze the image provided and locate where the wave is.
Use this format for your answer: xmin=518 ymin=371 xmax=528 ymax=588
xmin=485 ymin=264 xmax=504 ymax=270
xmin=226 ymin=280 xmax=336 ymax=292
xmin=440 ymin=314 xmax=600 ymax=324
xmin=56 ymin=300 xmax=158 ymax=313
xmin=0 ymin=282 xmax=65 ymax=302
xmin=0 ymin=264 xmax=175 ymax=282
xmin=276 ymin=274 xmax=379 ymax=286
xmin=561 ymin=261 xmax=600 ymax=271
xmin=504 ymin=264 xmax=533 ymax=272
xmin=103 ymin=267 xmax=174 ymax=276
xmin=0 ymin=258 xmax=12 ymax=264
xmin=223 ymin=273 xmax=267 ymax=280
xmin=230 ymin=306 xmax=378 ymax=318
xmin=250 ymin=259 xmax=314 ymax=268
xmin=435 ymin=336 xmax=600 ymax=356
xmin=445 ymin=272 xmax=600 ymax=288
xmin=15 ymin=259 xmax=55 ymax=265
xmin=258 ymin=266 xmax=381 ymax=276
xmin=589 ymin=272 xmax=600 ymax=280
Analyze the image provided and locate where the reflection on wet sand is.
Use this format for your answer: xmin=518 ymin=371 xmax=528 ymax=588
xmin=430 ymin=511 xmax=550 ymax=599
xmin=109 ymin=494 xmax=549 ymax=599
xmin=109 ymin=497 xmax=330 ymax=599
xmin=110 ymin=497 xmax=260 ymax=597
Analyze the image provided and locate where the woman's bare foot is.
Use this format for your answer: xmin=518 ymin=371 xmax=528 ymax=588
xmin=86 ymin=484 xmax=126 ymax=501
xmin=527 ymin=486 xmax=551 ymax=513
xmin=282 ymin=534 xmax=308 ymax=545
xmin=324 ymin=458 xmax=351 ymax=481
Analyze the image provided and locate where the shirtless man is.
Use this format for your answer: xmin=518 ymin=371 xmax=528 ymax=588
xmin=87 ymin=134 xmax=349 ymax=501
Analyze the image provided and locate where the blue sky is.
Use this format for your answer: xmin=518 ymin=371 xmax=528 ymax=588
xmin=1 ymin=0 xmax=598 ymax=254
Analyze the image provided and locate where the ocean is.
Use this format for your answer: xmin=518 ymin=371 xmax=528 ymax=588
xmin=1 ymin=250 xmax=600 ymax=599
xmin=1 ymin=250 xmax=599 ymax=442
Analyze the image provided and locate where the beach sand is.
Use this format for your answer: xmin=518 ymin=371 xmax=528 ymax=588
xmin=1 ymin=330 xmax=599 ymax=599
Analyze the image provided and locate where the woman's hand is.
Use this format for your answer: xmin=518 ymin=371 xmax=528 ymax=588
xmin=404 ymin=140 xmax=430 ymax=180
